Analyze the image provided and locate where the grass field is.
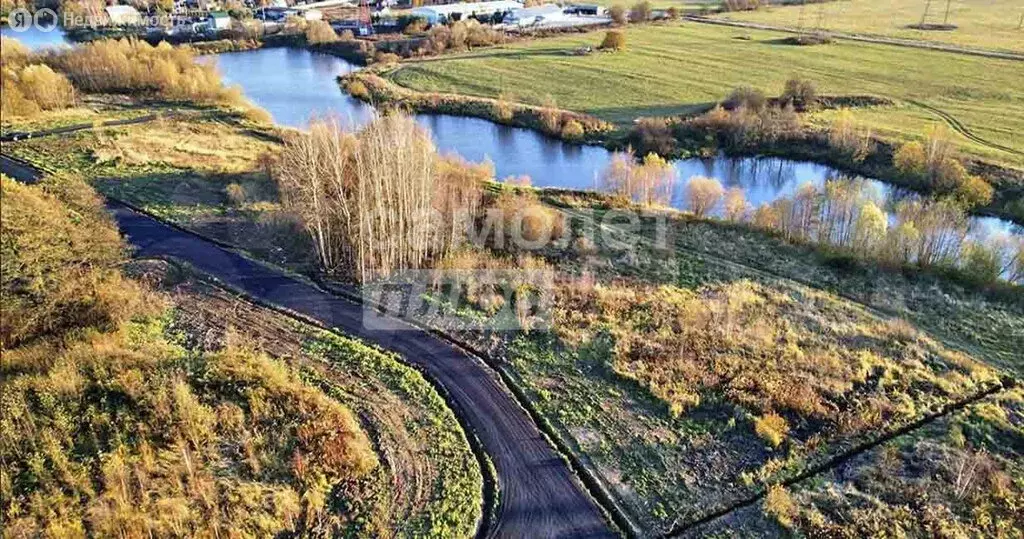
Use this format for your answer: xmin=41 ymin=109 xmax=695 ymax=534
xmin=388 ymin=22 xmax=1024 ymax=168
xmin=713 ymin=0 xmax=1024 ymax=54
xmin=410 ymin=189 xmax=1021 ymax=535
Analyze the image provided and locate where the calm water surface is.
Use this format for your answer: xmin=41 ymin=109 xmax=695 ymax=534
xmin=5 ymin=32 xmax=1016 ymax=237
xmin=212 ymin=48 xmax=1017 ymax=236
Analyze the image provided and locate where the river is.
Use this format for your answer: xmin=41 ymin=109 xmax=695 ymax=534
xmin=3 ymin=27 xmax=1016 ymax=236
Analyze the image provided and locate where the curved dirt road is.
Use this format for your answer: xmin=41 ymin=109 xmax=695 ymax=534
xmin=1 ymin=155 xmax=618 ymax=539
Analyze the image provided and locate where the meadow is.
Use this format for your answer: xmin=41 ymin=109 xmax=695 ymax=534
xmin=713 ymin=0 xmax=1024 ymax=54
xmin=388 ymin=22 xmax=1024 ymax=168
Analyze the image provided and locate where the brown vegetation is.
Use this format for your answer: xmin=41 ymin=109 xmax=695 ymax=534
xmin=599 ymin=29 xmax=627 ymax=50
xmin=305 ymin=19 xmax=338 ymax=44
xmin=273 ymin=115 xmax=485 ymax=282
xmin=554 ymin=278 xmax=995 ymax=429
xmin=686 ymin=176 xmax=725 ymax=218
xmin=1 ymin=38 xmax=76 ymax=119
xmin=1 ymin=175 xmax=145 ymax=347
xmin=608 ymin=4 xmax=628 ymax=25
xmin=600 ymin=150 xmax=676 ymax=206
xmin=893 ymin=125 xmax=994 ymax=208
xmin=629 ymin=0 xmax=652 ymax=22
xmin=0 ymin=176 xmax=378 ymax=537
xmin=42 ymin=38 xmax=249 ymax=106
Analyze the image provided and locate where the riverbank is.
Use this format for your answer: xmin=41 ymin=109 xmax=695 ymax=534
xmin=384 ymin=22 xmax=1024 ymax=166
xmin=355 ymin=65 xmax=1023 ymax=225
xmin=340 ymin=67 xmax=615 ymax=145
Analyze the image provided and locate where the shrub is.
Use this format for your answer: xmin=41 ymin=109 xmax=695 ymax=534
xmin=629 ymin=0 xmax=652 ymax=22
xmin=492 ymin=190 xmax=565 ymax=249
xmin=599 ymin=29 xmax=627 ymax=50
xmin=346 ymin=79 xmax=370 ymax=100
xmin=894 ymin=141 xmax=927 ymax=178
xmin=763 ymin=484 xmax=798 ymax=528
xmin=494 ymin=92 xmax=515 ymax=123
xmin=600 ymin=150 xmax=675 ymax=206
xmin=780 ymin=76 xmax=817 ymax=111
xmin=686 ymin=176 xmax=724 ymax=217
xmin=0 ymin=36 xmax=31 ymax=69
xmin=828 ymin=109 xmax=873 ymax=162
xmin=225 ymin=182 xmax=247 ymax=206
xmin=960 ymin=241 xmax=1003 ymax=284
xmin=723 ymin=85 xmax=767 ymax=112
xmin=1 ymin=79 xmax=41 ymax=118
xmin=665 ymin=6 xmax=681 ymax=19
xmin=305 ymin=19 xmax=338 ymax=44
xmin=1 ymin=175 xmax=150 ymax=347
xmin=723 ymin=187 xmax=747 ymax=221
xmin=372 ymin=51 xmax=401 ymax=65
xmin=755 ymin=413 xmax=789 ymax=447
xmin=561 ymin=119 xmax=585 ymax=140
xmin=628 ymin=117 xmax=675 ymax=156
xmin=539 ymin=95 xmax=561 ymax=135
xmin=43 ymin=39 xmax=239 ymax=105
xmin=608 ymin=4 xmax=628 ymax=25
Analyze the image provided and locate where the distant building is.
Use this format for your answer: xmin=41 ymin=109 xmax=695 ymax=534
xmin=410 ymin=0 xmax=521 ymax=24
xmin=105 ymin=5 xmax=143 ymax=25
xmin=208 ymin=11 xmax=232 ymax=30
xmin=504 ymin=3 xmax=564 ymax=26
xmin=564 ymin=4 xmax=603 ymax=15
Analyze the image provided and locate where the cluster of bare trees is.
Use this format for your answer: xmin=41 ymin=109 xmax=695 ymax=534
xmin=601 ymin=150 xmax=677 ymax=206
xmin=681 ymin=175 xmax=1023 ymax=284
xmin=893 ymin=125 xmax=993 ymax=208
xmin=273 ymin=115 xmax=484 ymax=282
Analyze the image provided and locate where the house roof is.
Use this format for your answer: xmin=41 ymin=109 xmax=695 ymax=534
xmin=209 ymin=11 xmax=231 ymax=19
xmin=411 ymin=1 xmax=522 ymax=17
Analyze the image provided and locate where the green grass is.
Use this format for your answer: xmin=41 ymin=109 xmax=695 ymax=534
xmin=388 ymin=22 xmax=1024 ymax=167
xmin=713 ymin=0 xmax=1024 ymax=54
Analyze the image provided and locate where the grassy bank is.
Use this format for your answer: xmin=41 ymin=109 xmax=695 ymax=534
xmin=341 ymin=68 xmax=614 ymax=143
xmin=712 ymin=0 xmax=1024 ymax=54
xmin=386 ymin=22 xmax=1024 ymax=170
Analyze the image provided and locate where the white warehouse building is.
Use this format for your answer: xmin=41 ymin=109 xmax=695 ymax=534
xmin=503 ymin=3 xmax=565 ymax=26
xmin=410 ymin=1 xmax=522 ymax=24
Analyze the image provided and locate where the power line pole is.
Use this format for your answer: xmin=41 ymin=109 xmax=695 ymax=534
xmin=943 ymin=0 xmax=951 ymax=25
xmin=920 ymin=0 xmax=932 ymax=26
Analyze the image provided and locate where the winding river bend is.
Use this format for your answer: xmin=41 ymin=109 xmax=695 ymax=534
xmin=3 ymin=25 xmax=1015 ymax=235
xmin=210 ymin=46 xmax=1017 ymax=237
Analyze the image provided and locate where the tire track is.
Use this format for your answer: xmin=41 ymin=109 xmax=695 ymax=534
xmin=907 ymin=100 xmax=1023 ymax=157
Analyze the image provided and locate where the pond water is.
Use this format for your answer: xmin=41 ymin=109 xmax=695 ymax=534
xmin=211 ymin=47 xmax=1016 ymax=237
xmin=5 ymin=31 xmax=1016 ymax=237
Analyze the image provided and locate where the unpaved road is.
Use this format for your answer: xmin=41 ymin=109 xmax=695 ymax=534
xmin=1 ymin=154 xmax=618 ymax=539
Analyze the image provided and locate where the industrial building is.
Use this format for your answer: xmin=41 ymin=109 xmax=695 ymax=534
xmin=409 ymin=1 xmax=522 ymax=24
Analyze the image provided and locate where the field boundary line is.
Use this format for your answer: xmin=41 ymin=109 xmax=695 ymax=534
xmin=662 ymin=380 xmax=1014 ymax=537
